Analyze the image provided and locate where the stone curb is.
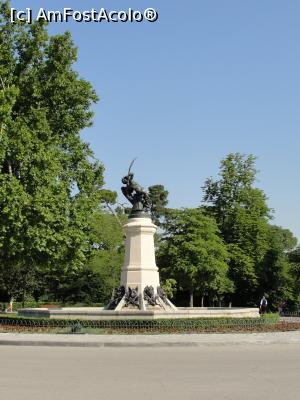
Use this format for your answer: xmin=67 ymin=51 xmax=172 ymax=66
xmin=0 ymin=331 xmax=300 ymax=347
xmin=0 ymin=340 xmax=200 ymax=347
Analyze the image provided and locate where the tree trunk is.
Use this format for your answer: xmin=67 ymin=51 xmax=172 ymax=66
xmin=8 ymin=297 xmax=14 ymax=312
xmin=189 ymin=290 xmax=194 ymax=308
xmin=8 ymin=161 xmax=12 ymax=175
xmin=201 ymin=296 xmax=204 ymax=308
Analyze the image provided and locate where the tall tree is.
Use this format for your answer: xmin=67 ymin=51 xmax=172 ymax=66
xmin=158 ymin=208 xmax=231 ymax=307
xmin=148 ymin=184 xmax=169 ymax=225
xmin=288 ymin=246 xmax=300 ymax=309
xmin=86 ymin=210 xmax=126 ymax=303
xmin=0 ymin=2 xmax=104 ymax=301
xmin=39 ymin=210 xmax=126 ymax=304
xmin=202 ymin=153 xmax=270 ymax=305
xmin=258 ymin=226 xmax=297 ymax=308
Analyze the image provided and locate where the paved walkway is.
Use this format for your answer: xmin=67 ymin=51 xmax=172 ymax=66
xmin=2 ymin=344 xmax=300 ymax=400
xmin=0 ymin=330 xmax=300 ymax=347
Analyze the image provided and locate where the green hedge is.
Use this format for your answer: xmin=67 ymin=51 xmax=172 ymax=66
xmin=0 ymin=314 xmax=279 ymax=329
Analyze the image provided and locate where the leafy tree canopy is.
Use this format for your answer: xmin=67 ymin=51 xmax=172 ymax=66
xmin=0 ymin=1 xmax=105 ymax=299
xmin=158 ymin=208 xmax=231 ymax=307
xmin=202 ymin=153 xmax=271 ymax=305
xmin=148 ymin=184 xmax=169 ymax=225
xmin=258 ymin=225 xmax=298 ymax=307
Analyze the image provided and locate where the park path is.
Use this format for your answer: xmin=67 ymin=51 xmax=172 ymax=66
xmin=1 ymin=344 xmax=300 ymax=400
xmin=0 ymin=330 xmax=300 ymax=347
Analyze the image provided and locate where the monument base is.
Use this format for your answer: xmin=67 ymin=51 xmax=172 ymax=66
xmin=106 ymin=217 xmax=177 ymax=312
xmin=18 ymin=307 xmax=260 ymax=320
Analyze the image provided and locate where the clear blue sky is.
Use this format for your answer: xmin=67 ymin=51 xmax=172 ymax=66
xmin=12 ymin=0 xmax=300 ymax=241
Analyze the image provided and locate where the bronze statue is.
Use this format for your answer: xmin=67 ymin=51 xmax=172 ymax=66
xmin=121 ymin=159 xmax=151 ymax=217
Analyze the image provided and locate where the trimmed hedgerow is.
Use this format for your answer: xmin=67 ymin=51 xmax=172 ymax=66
xmin=0 ymin=314 xmax=280 ymax=332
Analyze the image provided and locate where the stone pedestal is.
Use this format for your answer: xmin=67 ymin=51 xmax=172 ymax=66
xmin=121 ymin=218 xmax=159 ymax=293
xmin=107 ymin=216 xmax=176 ymax=311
